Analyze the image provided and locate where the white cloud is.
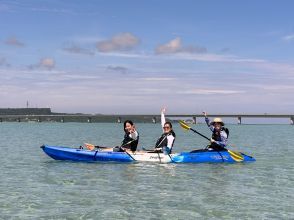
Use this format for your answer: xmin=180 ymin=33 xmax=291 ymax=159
xmin=155 ymin=37 xmax=207 ymax=54
xmin=155 ymin=37 xmax=182 ymax=54
xmin=248 ymin=60 xmax=294 ymax=76
xmin=40 ymin=58 xmax=55 ymax=70
xmin=259 ymin=85 xmax=294 ymax=91
xmin=282 ymin=34 xmax=294 ymax=41
xmin=96 ymin=33 xmax=140 ymax=52
xmin=29 ymin=7 xmax=72 ymax=14
xmin=97 ymin=43 xmax=267 ymax=65
xmin=1 ymin=65 xmax=293 ymax=114
xmin=28 ymin=58 xmax=56 ymax=70
xmin=163 ymin=52 xmax=266 ymax=63
xmin=142 ymin=77 xmax=175 ymax=81
xmin=179 ymin=89 xmax=245 ymax=95
xmin=94 ymin=48 xmax=294 ymax=78
xmin=97 ymin=51 xmax=149 ymax=59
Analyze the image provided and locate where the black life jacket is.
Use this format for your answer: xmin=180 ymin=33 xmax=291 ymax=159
xmin=212 ymin=127 xmax=229 ymax=141
xmin=122 ymin=132 xmax=139 ymax=151
xmin=155 ymin=131 xmax=176 ymax=149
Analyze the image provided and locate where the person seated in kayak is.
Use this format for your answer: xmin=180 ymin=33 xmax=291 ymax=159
xmin=153 ymin=108 xmax=176 ymax=154
xmin=113 ymin=120 xmax=139 ymax=152
xmin=203 ymin=111 xmax=228 ymax=151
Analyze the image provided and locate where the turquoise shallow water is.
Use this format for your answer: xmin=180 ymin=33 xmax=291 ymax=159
xmin=0 ymin=122 xmax=293 ymax=219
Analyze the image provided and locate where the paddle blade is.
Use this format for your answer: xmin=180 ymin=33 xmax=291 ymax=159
xmin=228 ymin=150 xmax=244 ymax=162
xmin=179 ymin=120 xmax=191 ymax=131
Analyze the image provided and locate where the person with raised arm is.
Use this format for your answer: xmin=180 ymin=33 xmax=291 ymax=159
xmin=153 ymin=108 xmax=176 ymax=154
xmin=203 ymin=111 xmax=229 ymax=151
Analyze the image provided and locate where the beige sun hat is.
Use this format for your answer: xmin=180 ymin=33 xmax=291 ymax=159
xmin=210 ymin=117 xmax=224 ymax=126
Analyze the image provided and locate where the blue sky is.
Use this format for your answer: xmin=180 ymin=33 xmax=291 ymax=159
xmin=0 ymin=0 xmax=294 ymax=114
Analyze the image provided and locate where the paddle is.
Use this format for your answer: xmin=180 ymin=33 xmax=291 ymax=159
xmin=116 ymin=140 xmax=137 ymax=160
xmin=178 ymin=120 xmax=244 ymax=162
xmin=84 ymin=140 xmax=136 ymax=152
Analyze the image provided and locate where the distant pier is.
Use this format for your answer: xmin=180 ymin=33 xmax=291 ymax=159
xmin=0 ymin=108 xmax=293 ymax=125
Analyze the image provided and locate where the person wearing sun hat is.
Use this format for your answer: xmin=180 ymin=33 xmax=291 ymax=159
xmin=203 ymin=111 xmax=229 ymax=151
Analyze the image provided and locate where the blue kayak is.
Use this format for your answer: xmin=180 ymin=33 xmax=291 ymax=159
xmin=41 ymin=145 xmax=255 ymax=163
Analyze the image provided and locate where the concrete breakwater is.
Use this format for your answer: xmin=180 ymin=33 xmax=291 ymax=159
xmin=0 ymin=114 xmax=159 ymax=123
xmin=0 ymin=108 xmax=293 ymax=124
xmin=0 ymin=109 xmax=159 ymax=123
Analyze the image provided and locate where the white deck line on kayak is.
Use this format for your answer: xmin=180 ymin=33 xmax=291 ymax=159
xmin=130 ymin=152 xmax=173 ymax=163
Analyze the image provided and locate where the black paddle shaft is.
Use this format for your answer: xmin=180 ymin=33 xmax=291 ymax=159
xmin=190 ymin=128 xmax=210 ymax=141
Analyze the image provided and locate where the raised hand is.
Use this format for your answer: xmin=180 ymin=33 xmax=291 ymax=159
xmin=130 ymin=125 xmax=136 ymax=133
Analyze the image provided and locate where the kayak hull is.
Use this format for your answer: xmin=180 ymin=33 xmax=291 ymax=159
xmin=41 ymin=145 xmax=255 ymax=163
xmin=41 ymin=145 xmax=133 ymax=162
xmin=171 ymin=151 xmax=255 ymax=163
